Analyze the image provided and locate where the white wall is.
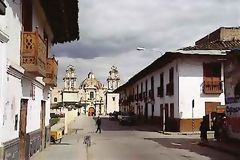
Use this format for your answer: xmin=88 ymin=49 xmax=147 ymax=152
xmin=132 ymin=59 xmax=179 ymax=118
xmin=106 ymin=93 xmax=119 ymax=113
xmin=63 ymin=92 xmax=79 ymax=103
xmin=0 ymin=0 xmax=55 ymax=146
xmin=0 ymin=72 xmax=22 ymax=144
xmin=178 ymin=57 xmax=225 ymax=119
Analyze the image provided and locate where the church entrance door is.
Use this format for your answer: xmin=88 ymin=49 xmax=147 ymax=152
xmin=88 ymin=107 xmax=95 ymax=116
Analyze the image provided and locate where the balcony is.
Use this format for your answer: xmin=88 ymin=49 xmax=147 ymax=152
xmin=157 ymin=86 xmax=164 ymax=97
xmin=20 ymin=29 xmax=47 ymax=77
xmin=43 ymin=57 xmax=58 ymax=87
xmin=203 ymin=77 xmax=223 ymax=94
xmin=166 ymin=83 xmax=174 ymax=96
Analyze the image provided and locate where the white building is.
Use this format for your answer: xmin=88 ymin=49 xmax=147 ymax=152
xmin=79 ymin=72 xmax=107 ymax=116
xmin=0 ymin=0 xmax=79 ymax=159
xmin=116 ymin=27 xmax=240 ymax=132
xmin=51 ymin=66 xmax=122 ymax=116
xmin=51 ymin=66 xmax=107 ymax=116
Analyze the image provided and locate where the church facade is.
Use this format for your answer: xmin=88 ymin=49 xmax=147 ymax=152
xmin=51 ymin=65 xmax=121 ymax=116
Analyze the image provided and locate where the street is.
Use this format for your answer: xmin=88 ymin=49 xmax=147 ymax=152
xmin=31 ymin=116 xmax=238 ymax=160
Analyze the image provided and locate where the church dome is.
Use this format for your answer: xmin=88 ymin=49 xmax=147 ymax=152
xmin=81 ymin=72 xmax=103 ymax=89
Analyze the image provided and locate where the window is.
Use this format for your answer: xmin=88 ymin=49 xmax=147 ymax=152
xmin=90 ymin=92 xmax=94 ymax=99
xmin=54 ymin=97 xmax=57 ymax=102
xmin=0 ymin=0 xmax=7 ymax=15
xmin=112 ymin=97 xmax=115 ymax=101
xmin=160 ymin=73 xmax=164 ymax=87
xmin=30 ymin=83 xmax=35 ymax=100
xmin=151 ymin=104 xmax=154 ymax=117
xmin=203 ymin=62 xmax=221 ymax=77
xmin=165 ymin=104 xmax=169 ymax=118
xmin=169 ymin=67 xmax=174 ymax=84
xmin=145 ymin=80 xmax=148 ymax=95
xmin=22 ymin=0 xmax=32 ymax=31
xmin=170 ymin=103 xmax=174 ymax=118
xmin=14 ymin=114 xmax=18 ymax=130
xmin=160 ymin=104 xmax=163 ymax=117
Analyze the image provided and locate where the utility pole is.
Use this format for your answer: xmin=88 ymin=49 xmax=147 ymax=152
xmin=192 ymin=99 xmax=195 ymax=133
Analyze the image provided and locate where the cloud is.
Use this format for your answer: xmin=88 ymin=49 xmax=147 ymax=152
xmin=53 ymin=0 xmax=240 ymax=86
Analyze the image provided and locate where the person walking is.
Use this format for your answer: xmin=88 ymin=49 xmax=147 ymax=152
xmin=96 ymin=116 xmax=102 ymax=133
xmin=200 ymin=118 xmax=208 ymax=142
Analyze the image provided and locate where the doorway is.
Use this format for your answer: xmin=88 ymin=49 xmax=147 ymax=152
xmin=205 ymin=102 xmax=221 ymax=129
xmin=40 ymin=101 xmax=46 ymax=150
xmin=144 ymin=103 xmax=148 ymax=119
xmin=19 ymin=99 xmax=28 ymax=160
xmin=88 ymin=107 xmax=95 ymax=116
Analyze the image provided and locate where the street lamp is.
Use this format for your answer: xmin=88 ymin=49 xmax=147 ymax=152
xmin=136 ymin=47 xmax=164 ymax=56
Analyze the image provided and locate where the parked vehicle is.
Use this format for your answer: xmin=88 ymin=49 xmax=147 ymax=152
xmin=50 ymin=129 xmax=63 ymax=144
xmin=118 ymin=112 xmax=137 ymax=125
xmin=109 ymin=111 xmax=121 ymax=120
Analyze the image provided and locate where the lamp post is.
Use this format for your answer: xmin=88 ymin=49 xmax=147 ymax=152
xmin=136 ymin=47 xmax=164 ymax=56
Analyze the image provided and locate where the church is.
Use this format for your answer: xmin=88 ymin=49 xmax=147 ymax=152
xmin=51 ymin=65 xmax=120 ymax=116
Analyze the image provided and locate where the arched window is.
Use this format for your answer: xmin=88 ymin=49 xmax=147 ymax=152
xmin=90 ymin=92 xmax=94 ymax=99
xmin=54 ymin=97 xmax=57 ymax=102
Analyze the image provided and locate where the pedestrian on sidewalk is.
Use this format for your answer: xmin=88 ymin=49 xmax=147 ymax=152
xmin=96 ymin=116 xmax=102 ymax=133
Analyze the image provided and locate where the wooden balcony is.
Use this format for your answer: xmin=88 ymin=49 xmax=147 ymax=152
xmin=203 ymin=77 xmax=223 ymax=94
xmin=20 ymin=29 xmax=47 ymax=77
xmin=43 ymin=57 xmax=58 ymax=87
xmin=166 ymin=83 xmax=174 ymax=96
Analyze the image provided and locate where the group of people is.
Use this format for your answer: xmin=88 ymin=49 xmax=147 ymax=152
xmin=200 ymin=114 xmax=227 ymax=142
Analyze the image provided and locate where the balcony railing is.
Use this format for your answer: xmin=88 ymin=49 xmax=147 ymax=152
xmin=20 ymin=29 xmax=47 ymax=77
xmin=157 ymin=86 xmax=164 ymax=97
xmin=203 ymin=77 xmax=223 ymax=94
xmin=166 ymin=83 xmax=174 ymax=96
xmin=43 ymin=57 xmax=58 ymax=87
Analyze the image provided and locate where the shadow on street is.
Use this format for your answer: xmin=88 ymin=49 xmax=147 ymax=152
xmin=144 ymin=138 xmax=239 ymax=160
xmin=93 ymin=117 xmax=161 ymax=132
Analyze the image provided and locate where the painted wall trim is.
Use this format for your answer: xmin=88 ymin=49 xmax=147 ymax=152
xmin=7 ymin=60 xmax=24 ymax=79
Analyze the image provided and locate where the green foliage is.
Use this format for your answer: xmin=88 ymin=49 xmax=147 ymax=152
xmin=50 ymin=117 xmax=60 ymax=126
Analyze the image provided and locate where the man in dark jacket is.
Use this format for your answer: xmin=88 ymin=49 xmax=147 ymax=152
xmin=96 ymin=116 xmax=102 ymax=133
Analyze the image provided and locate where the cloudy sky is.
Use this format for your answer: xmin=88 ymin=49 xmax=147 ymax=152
xmin=53 ymin=0 xmax=240 ymax=87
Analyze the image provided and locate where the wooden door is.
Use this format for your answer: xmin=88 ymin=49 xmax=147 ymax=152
xmin=40 ymin=101 xmax=46 ymax=150
xmin=205 ymin=102 xmax=220 ymax=115
xmin=88 ymin=107 xmax=95 ymax=116
xmin=19 ymin=99 xmax=28 ymax=160
xmin=205 ymin=102 xmax=221 ymax=129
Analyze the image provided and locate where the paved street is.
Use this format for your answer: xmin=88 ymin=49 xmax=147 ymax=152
xmin=32 ymin=116 xmax=238 ymax=160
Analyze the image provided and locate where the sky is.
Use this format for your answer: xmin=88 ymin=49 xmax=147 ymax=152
xmin=53 ymin=0 xmax=240 ymax=88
